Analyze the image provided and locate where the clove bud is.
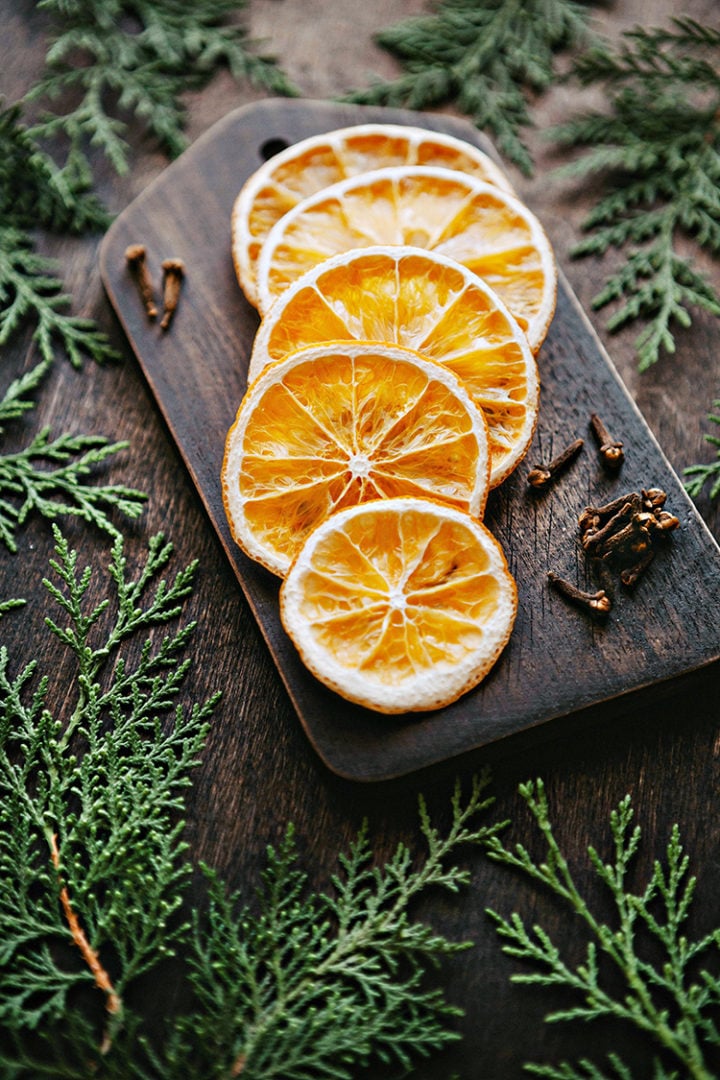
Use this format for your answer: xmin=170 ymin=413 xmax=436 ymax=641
xmin=578 ymin=487 xmax=678 ymax=589
xmin=590 ymin=412 xmax=624 ymax=470
xmin=160 ymin=258 xmax=185 ymax=331
xmin=547 ymin=571 xmax=612 ymax=616
xmin=125 ymin=244 xmax=157 ymax=319
xmin=527 ymin=437 xmax=584 ymax=490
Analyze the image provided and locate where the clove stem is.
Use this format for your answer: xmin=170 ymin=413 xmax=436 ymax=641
xmin=160 ymin=258 xmax=185 ymax=331
xmin=590 ymin=412 xmax=624 ymax=470
xmin=527 ymin=437 xmax=584 ymax=489
xmin=125 ymin=244 xmax=157 ymax=319
xmin=547 ymin=571 xmax=612 ymax=615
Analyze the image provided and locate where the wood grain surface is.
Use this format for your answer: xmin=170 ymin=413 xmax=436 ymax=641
xmin=2 ymin=1 xmax=720 ymax=1076
xmin=101 ymin=98 xmax=720 ymax=782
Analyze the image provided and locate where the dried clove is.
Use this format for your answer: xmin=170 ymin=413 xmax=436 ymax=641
xmin=527 ymin=437 xmax=584 ymax=490
xmin=590 ymin=412 xmax=625 ymax=470
xmin=160 ymin=258 xmax=185 ymax=330
xmin=581 ymin=497 xmax=640 ymax=554
xmin=641 ymin=488 xmax=667 ymax=512
xmin=620 ymin=550 xmax=655 ymax=589
xmin=547 ymin=571 xmax=612 ymax=616
xmin=599 ymin=514 xmax=652 ymax=561
xmin=578 ymin=487 xmax=678 ymax=589
xmin=125 ymin=244 xmax=157 ymax=319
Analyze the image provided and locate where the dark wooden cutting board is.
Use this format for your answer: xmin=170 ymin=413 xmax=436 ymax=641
xmin=99 ymin=98 xmax=720 ymax=782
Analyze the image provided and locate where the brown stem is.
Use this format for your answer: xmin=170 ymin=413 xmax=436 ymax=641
xmin=527 ymin=437 xmax=584 ymax=489
xmin=620 ymin=549 xmax=655 ymax=588
xmin=231 ymin=1053 xmax=247 ymax=1077
xmin=581 ymin=499 xmax=637 ymax=553
xmin=160 ymin=258 xmax=185 ymax=330
xmin=547 ymin=571 xmax=612 ymax=615
xmin=589 ymin=412 xmax=624 ymax=470
xmin=50 ymin=834 xmax=122 ymax=1049
xmin=125 ymin=244 xmax=157 ymax=319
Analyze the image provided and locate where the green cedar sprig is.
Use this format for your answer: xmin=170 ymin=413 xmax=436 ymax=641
xmin=0 ymin=102 xmax=117 ymax=366
xmin=485 ymin=778 xmax=720 ymax=1079
xmin=342 ymin=0 xmax=592 ymax=175
xmin=0 ymin=530 xmax=502 ymax=1077
xmin=26 ymin=0 xmax=298 ymax=179
xmin=0 ymin=225 xmax=120 ymax=367
xmin=0 ymin=358 xmax=146 ymax=551
xmin=143 ymin=772 xmax=502 ymax=1079
xmin=0 ymin=527 xmax=219 ymax=1072
xmin=552 ymin=17 xmax=720 ymax=370
xmin=0 ymin=102 xmax=108 ymax=235
xmin=684 ymin=400 xmax=720 ymax=501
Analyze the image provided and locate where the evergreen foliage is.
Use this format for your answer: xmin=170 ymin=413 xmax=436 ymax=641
xmin=0 ymin=359 xmax=146 ymax=551
xmin=0 ymin=528 xmax=219 ymax=1075
xmin=26 ymin=0 xmax=298 ymax=180
xmin=0 ymin=227 xmax=120 ymax=367
xmin=343 ymin=0 xmax=592 ymax=175
xmin=0 ymin=103 xmax=117 ymax=366
xmin=0 ymin=530 xmax=500 ymax=1076
xmin=684 ymin=400 xmax=720 ymax=501
xmin=0 ymin=103 xmax=108 ymax=235
xmin=486 ymin=779 xmax=720 ymax=1079
xmin=553 ymin=18 xmax=720 ymax=369
xmin=154 ymin=775 xmax=502 ymax=1078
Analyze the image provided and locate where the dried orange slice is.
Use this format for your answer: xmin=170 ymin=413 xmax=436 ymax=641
xmin=255 ymin=165 xmax=557 ymax=352
xmin=232 ymin=123 xmax=514 ymax=306
xmin=222 ymin=342 xmax=491 ymax=577
xmin=250 ymin=246 xmax=539 ymax=488
xmin=280 ymin=496 xmax=518 ymax=714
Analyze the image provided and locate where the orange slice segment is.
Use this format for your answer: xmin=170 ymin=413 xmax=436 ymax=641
xmin=232 ymin=123 xmax=514 ymax=306
xmin=255 ymin=166 xmax=557 ymax=352
xmin=222 ymin=342 xmax=491 ymax=577
xmin=280 ymin=496 xmax=518 ymax=714
xmin=250 ymin=246 xmax=539 ymax=488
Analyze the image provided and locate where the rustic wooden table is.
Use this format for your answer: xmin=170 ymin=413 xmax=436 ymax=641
xmin=2 ymin=0 xmax=719 ymax=1075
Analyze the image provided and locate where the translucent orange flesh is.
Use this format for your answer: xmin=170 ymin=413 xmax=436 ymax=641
xmin=242 ymin=130 xmax=512 ymax=280
xmin=262 ymin=173 xmax=546 ymax=333
xmin=295 ymin=512 xmax=503 ymax=681
xmin=236 ymin=352 xmax=486 ymax=562
xmin=258 ymin=252 xmax=536 ymax=481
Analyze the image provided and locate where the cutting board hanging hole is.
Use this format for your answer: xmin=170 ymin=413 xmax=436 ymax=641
xmin=260 ymin=137 xmax=290 ymax=161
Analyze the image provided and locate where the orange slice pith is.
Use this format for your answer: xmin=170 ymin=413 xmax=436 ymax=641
xmin=222 ymin=342 xmax=491 ymax=577
xmin=280 ymin=496 xmax=518 ymax=714
xmin=250 ymin=246 xmax=539 ymax=488
xmin=232 ymin=123 xmax=515 ymax=307
xmin=255 ymin=166 xmax=557 ymax=353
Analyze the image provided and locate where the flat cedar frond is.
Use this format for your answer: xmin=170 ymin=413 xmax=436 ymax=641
xmin=153 ymin=774 xmax=503 ymax=1079
xmin=0 ymin=224 xmax=119 ymax=367
xmin=0 ymin=566 xmax=505 ymax=1080
xmin=553 ymin=17 xmax=720 ymax=370
xmin=0 ymin=102 xmax=108 ymax=235
xmin=0 ymin=527 xmax=219 ymax=1073
xmin=342 ymin=0 xmax=593 ymax=175
xmin=0 ymin=358 xmax=146 ymax=552
xmin=485 ymin=779 xmax=720 ymax=1078
xmin=0 ymin=107 xmax=115 ymax=367
xmin=26 ymin=0 xmax=298 ymax=178
xmin=684 ymin=400 xmax=720 ymax=501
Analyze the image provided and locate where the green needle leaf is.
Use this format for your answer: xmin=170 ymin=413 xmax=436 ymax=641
xmin=552 ymin=16 xmax=720 ymax=369
xmin=0 ymin=539 xmax=502 ymax=1074
xmin=684 ymin=401 xmax=720 ymax=501
xmin=342 ymin=0 xmax=593 ymax=175
xmin=486 ymin=779 xmax=720 ymax=1078
xmin=0 ymin=359 xmax=147 ymax=551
